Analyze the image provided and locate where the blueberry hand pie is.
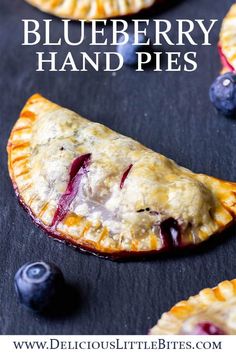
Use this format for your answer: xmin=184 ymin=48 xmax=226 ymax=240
xmin=219 ymin=3 xmax=236 ymax=73
xmin=150 ymin=279 xmax=236 ymax=335
xmin=25 ymin=0 xmax=156 ymax=19
xmin=8 ymin=94 xmax=236 ymax=259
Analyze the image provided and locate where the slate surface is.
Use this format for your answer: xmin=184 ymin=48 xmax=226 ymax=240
xmin=1 ymin=0 xmax=236 ymax=335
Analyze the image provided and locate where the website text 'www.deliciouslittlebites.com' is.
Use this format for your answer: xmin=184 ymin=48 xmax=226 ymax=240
xmin=11 ymin=337 xmax=223 ymax=352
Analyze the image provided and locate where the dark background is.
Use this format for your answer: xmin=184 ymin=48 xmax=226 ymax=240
xmin=1 ymin=0 xmax=236 ymax=335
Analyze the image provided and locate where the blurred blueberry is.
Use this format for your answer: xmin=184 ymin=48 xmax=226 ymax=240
xmin=209 ymin=72 xmax=236 ymax=117
xmin=117 ymin=33 xmax=151 ymax=66
xmin=14 ymin=261 xmax=65 ymax=312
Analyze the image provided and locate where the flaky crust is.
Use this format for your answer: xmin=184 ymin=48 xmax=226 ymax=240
xmin=150 ymin=279 xmax=236 ymax=334
xmin=7 ymin=94 xmax=236 ymax=259
xmin=24 ymin=0 xmax=156 ymax=19
xmin=219 ymin=4 xmax=236 ymax=73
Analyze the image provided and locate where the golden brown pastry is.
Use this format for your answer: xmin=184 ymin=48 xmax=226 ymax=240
xmin=219 ymin=3 xmax=236 ymax=73
xmin=25 ymin=0 xmax=156 ymax=20
xmin=150 ymin=279 xmax=236 ymax=335
xmin=7 ymin=94 xmax=236 ymax=259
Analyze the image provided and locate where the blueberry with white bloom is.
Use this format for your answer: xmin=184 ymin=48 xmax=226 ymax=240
xmin=14 ymin=261 xmax=65 ymax=312
xmin=209 ymin=72 xmax=236 ymax=116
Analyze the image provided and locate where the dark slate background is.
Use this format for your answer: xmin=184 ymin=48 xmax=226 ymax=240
xmin=1 ymin=0 xmax=236 ymax=335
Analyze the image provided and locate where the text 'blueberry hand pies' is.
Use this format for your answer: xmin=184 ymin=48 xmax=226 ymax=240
xmin=219 ymin=3 xmax=236 ymax=73
xmin=24 ymin=0 xmax=156 ymax=19
xmin=7 ymin=94 xmax=236 ymax=259
xmin=150 ymin=279 xmax=236 ymax=335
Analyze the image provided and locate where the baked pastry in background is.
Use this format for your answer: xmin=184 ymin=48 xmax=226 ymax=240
xmin=24 ymin=0 xmax=156 ymax=19
xmin=219 ymin=3 xmax=236 ymax=73
xmin=150 ymin=279 xmax=236 ymax=335
xmin=7 ymin=94 xmax=236 ymax=259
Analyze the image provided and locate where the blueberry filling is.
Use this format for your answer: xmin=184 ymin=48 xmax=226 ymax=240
xmin=160 ymin=217 xmax=181 ymax=248
xmin=218 ymin=45 xmax=235 ymax=72
xmin=51 ymin=153 xmax=91 ymax=227
xmin=193 ymin=322 xmax=225 ymax=335
xmin=120 ymin=164 xmax=133 ymax=189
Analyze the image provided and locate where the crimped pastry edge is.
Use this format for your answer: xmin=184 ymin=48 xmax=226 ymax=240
xmin=150 ymin=279 xmax=236 ymax=334
xmin=25 ymin=0 xmax=156 ymax=20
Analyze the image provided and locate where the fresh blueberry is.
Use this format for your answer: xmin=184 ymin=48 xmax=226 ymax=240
xmin=14 ymin=261 xmax=64 ymax=312
xmin=209 ymin=72 xmax=236 ymax=116
xmin=117 ymin=33 xmax=151 ymax=66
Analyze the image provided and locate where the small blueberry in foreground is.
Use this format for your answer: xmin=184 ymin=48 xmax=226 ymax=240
xmin=209 ymin=72 xmax=236 ymax=117
xmin=14 ymin=261 xmax=64 ymax=312
xmin=117 ymin=33 xmax=151 ymax=66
